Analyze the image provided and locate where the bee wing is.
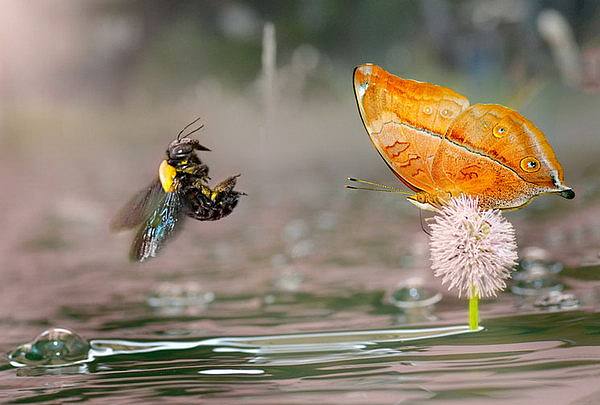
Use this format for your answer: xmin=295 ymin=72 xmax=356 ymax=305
xmin=110 ymin=179 xmax=164 ymax=231
xmin=130 ymin=189 xmax=185 ymax=262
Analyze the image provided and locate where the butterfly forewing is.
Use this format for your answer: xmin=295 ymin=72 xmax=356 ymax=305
xmin=130 ymin=186 xmax=185 ymax=262
xmin=353 ymin=63 xmax=470 ymax=194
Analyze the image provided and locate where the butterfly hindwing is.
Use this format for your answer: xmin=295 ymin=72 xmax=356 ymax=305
xmin=445 ymin=103 xmax=566 ymax=192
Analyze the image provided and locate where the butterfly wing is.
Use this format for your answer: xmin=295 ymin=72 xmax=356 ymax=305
xmin=110 ymin=179 xmax=164 ymax=231
xmin=435 ymin=103 xmax=572 ymax=209
xmin=130 ymin=185 xmax=184 ymax=262
xmin=353 ymin=63 xmax=470 ymax=193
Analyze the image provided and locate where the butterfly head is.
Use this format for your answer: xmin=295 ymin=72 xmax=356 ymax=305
xmin=515 ymin=146 xmax=575 ymax=200
xmin=509 ymin=123 xmax=574 ymax=200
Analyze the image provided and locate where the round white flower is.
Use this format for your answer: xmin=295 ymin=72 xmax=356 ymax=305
xmin=429 ymin=195 xmax=518 ymax=298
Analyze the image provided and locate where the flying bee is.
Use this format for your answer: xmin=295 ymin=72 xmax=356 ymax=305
xmin=111 ymin=117 xmax=244 ymax=262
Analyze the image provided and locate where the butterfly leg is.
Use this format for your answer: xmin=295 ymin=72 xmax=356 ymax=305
xmin=407 ymin=191 xmax=450 ymax=212
xmin=407 ymin=192 xmax=438 ymax=212
xmin=184 ymin=175 xmax=244 ymax=221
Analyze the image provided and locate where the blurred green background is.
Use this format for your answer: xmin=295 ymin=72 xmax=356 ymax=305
xmin=2 ymin=3 xmax=600 ymax=403
xmin=0 ymin=0 xmax=599 ymax=328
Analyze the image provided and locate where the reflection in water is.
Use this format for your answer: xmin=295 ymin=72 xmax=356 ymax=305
xmin=199 ymin=369 xmax=265 ymax=375
xmin=4 ymin=266 xmax=600 ymax=403
xmin=9 ymin=324 xmax=476 ymax=368
xmin=4 ymin=305 xmax=600 ymax=403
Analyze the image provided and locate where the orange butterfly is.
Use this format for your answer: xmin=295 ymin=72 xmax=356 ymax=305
xmin=351 ymin=63 xmax=574 ymax=211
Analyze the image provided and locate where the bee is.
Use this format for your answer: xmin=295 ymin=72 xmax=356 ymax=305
xmin=111 ymin=117 xmax=244 ymax=262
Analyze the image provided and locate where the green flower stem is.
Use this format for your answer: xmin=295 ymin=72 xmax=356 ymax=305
xmin=469 ymin=284 xmax=479 ymax=330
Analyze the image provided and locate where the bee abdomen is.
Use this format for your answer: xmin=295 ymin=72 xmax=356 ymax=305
xmin=184 ymin=188 xmax=241 ymax=221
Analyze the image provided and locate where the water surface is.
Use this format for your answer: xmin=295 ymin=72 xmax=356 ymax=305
xmin=2 ymin=266 xmax=600 ymax=404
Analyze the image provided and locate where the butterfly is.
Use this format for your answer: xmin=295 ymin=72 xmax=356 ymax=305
xmin=349 ymin=63 xmax=574 ymax=211
xmin=111 ymin=118 xmax=243 ymax=262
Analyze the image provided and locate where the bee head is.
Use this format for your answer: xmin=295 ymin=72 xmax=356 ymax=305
xmin=166 ymin=117 xmax=211 ymax=162
xmin=167 ymin=138 xmax=210 ymax=161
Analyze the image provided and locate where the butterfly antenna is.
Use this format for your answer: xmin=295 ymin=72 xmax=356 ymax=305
xmin=346 ymin=177 xmax=410 ymax=194
xmin=177 ymin=116 xmax=203 ymax=140
xmin=345 ymin=185 xmax=409 ymax=193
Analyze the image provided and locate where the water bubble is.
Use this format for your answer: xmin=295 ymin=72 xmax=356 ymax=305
xmin=519 ymin=246 xmax=563 ymax=273
xmin=275 ymin=268 xmax=304 ymax=292
xmin=388 ymin=279 xmax=441 ymax=324
xmin=9 ymin=328 xmax=90 ymax=367
xmin=511 ymin=263 xmax=563 ymax=296
xmin=512 ymin=247 xmax=564 ymax=296
xmin=389 ymin=285 xmax=442 ymax=309
xmin=263 ymin=294 xmax=276 ymax=305
xmin=283 ymin=219 xmax=309 ymax=244
xmin=534 ymin=290 xmax=580 ymax=310
xmin=147 ymin=282 xmax=215 ymax=315
xmin=290 ymin=239 xmax=315 ymax=259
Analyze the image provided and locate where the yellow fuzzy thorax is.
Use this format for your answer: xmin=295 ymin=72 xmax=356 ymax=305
xmin=159 ymin=160 xmax=177 ymax=192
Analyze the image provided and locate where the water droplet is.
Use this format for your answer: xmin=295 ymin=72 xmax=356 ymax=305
xmin=534 ymin=290 xmax=580 ymax=310
xmin=283 ymin=219 xmax=309 ymax=244
xmin=147 ymin=282 xmax=215 ymax=314
xmin=263 ymin=294 xmax=276 ymax=305
xmin=423 ymin=106 xmax=433 ymax=115
xmin=9 ymin=328 xmax=90 ymax=367
xmin=389 ymin=284 xmax=442 ymax=309
xmin=275 ymin=268 xmax=303 ymax=292
xmin=389 ymin=280 xmax=441 ymax=324
xmin=512 ymin=247 xmax=564 ymax=296
xmin=511 ymin=264 xmax=563 ymax=296
xmin=519 ymin=246 xmax=563 ymax=273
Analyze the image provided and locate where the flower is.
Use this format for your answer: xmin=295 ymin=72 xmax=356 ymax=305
xmin=429 ymin=195 xmax=518 ymax=298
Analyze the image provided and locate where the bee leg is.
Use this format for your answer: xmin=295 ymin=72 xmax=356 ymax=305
xmin=185 ymin=175 xmax=244 ymax=221
xmin=211 ymin=174 xmax=243 ymax=199
xmin=185 ymin=163 xmax=210 ymax=181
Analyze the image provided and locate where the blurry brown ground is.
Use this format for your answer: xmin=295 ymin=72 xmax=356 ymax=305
xmin=0 ymin=0 xmax=599 ymax=343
